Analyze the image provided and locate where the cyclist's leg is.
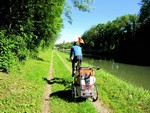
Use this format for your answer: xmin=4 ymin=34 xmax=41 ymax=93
xmin=72 ymin=62 xmax=75 ymax=75
xmin=72 ymin=56 xmax=77 ymax=76
xmin=77 ymin=56 xmax=82 ymax=68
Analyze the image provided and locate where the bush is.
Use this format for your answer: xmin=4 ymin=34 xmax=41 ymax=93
xmin=0 ymin=30 xmax=29 ymax=72
xmin=0 ymin=31 xmax=16 ymax=72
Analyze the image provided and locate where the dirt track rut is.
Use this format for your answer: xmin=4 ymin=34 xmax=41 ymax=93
xmin=42 ymin=51 xmax=53 ymax=113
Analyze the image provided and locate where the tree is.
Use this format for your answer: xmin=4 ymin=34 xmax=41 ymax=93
xmin=63 ymin=0 xmax=94 ymax=24
xmin=0 ymin=0 xmax=95 ymax=71
xmin=138 ymin=0 xmax=150 ymax=23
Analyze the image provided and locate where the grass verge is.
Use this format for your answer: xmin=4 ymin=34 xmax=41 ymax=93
xmin=0 ymin=49 xmax=52 ymax=112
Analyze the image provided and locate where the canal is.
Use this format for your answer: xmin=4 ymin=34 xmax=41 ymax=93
xmin=84 ymin=57 xmax=150 ymax=91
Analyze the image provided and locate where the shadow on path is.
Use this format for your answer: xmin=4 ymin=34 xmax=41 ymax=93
xmin=50 ymin=90 xmax=87 ymax=102
xmin=43 ymin=77 xmax=71 ymax=89
xmin=43 ymin=77 xmax=87 ymax=102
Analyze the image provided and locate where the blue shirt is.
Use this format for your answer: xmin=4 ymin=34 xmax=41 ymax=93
xmin=71 ymin=45 xmax=82 ymax=56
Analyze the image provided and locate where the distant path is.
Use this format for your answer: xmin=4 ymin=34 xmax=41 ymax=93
xmin=42 ymin=51 xmax=53 ymax=113
xmin=55 ymin=51 xmax=112 ymax=113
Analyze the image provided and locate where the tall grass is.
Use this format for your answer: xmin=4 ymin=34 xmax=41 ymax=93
xmin=57 ymin=50 xmax=150 ymax=113
xmin=0 ymin=49 xmax=52 ymax=112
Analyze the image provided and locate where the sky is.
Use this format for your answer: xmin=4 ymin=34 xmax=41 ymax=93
xmin=56 ymin=0 xmax=141 ymax=44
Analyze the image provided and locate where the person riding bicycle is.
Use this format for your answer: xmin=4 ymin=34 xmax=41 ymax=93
xmin=70 ymin=41 xmax=82 ymax=76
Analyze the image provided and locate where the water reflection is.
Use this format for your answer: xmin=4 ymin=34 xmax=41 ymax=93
xmin=84 ymin=57 xmax=150 ymax=91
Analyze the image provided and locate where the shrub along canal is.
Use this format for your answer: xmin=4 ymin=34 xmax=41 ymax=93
xmin=83 ymin=57 xmax=150 ymax=91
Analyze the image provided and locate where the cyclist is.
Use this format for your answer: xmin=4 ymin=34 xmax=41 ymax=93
xmin=70 ymin=41 xmax=82 ymax=76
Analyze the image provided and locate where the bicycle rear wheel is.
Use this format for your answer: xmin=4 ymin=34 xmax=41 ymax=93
xmin=92 ymin=84 xmax=98 ymax=102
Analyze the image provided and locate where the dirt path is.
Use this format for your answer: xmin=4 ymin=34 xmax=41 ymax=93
xmin=42 ymin=51 xmax=53 ymax=113
xmin=55 ymin=51 xmax=112 ymax=113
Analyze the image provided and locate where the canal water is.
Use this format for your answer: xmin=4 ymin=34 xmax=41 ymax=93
xmin=84 ymin=57 xmax=150 ymax=91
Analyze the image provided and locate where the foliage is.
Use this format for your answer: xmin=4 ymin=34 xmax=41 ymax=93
xmin=55 ymin=41 xmax=74 ymax=50
xmin=0 ymin=30 xmax=29 ymax=72
xmin=0 ymin=0 xmax=65 ymax=71
xmin=0 ymin=0 xmax=95 ymax=72
xmin=0 ymin=40 xmax=15 ymax=72
xmin=63 ymin=0 xmax=94 ymax=24
xmin=71 ymin=0 xmax=94 ymax=12
xmin=1 ymin=0 xmax=150 ymax=70
xmin=81 ymin=14 xmax=138 ymax=52
xmin=138 ymin=0 xmax=150 ymax=23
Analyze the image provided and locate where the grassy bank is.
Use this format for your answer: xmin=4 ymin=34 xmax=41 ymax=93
xmin=57 ymin=50 xmax=150 ymax=113
xmin=1 ymin=49 xmax=150 ymax=113
xmin=0 ymin=49 xmax=52 ymax=112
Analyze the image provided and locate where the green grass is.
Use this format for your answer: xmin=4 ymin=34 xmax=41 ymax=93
xmin=1 ymin=49 xmax=150 ymax=113
xmin=56 ymin=50 xmax=150 ymax=113
xmin=50 ymin=51 xmax=97 ymax=113
xmin=0 ymin=49 xmax=52 ymax=113
xmin=95 ymin=70 xmax=150 ymax=113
